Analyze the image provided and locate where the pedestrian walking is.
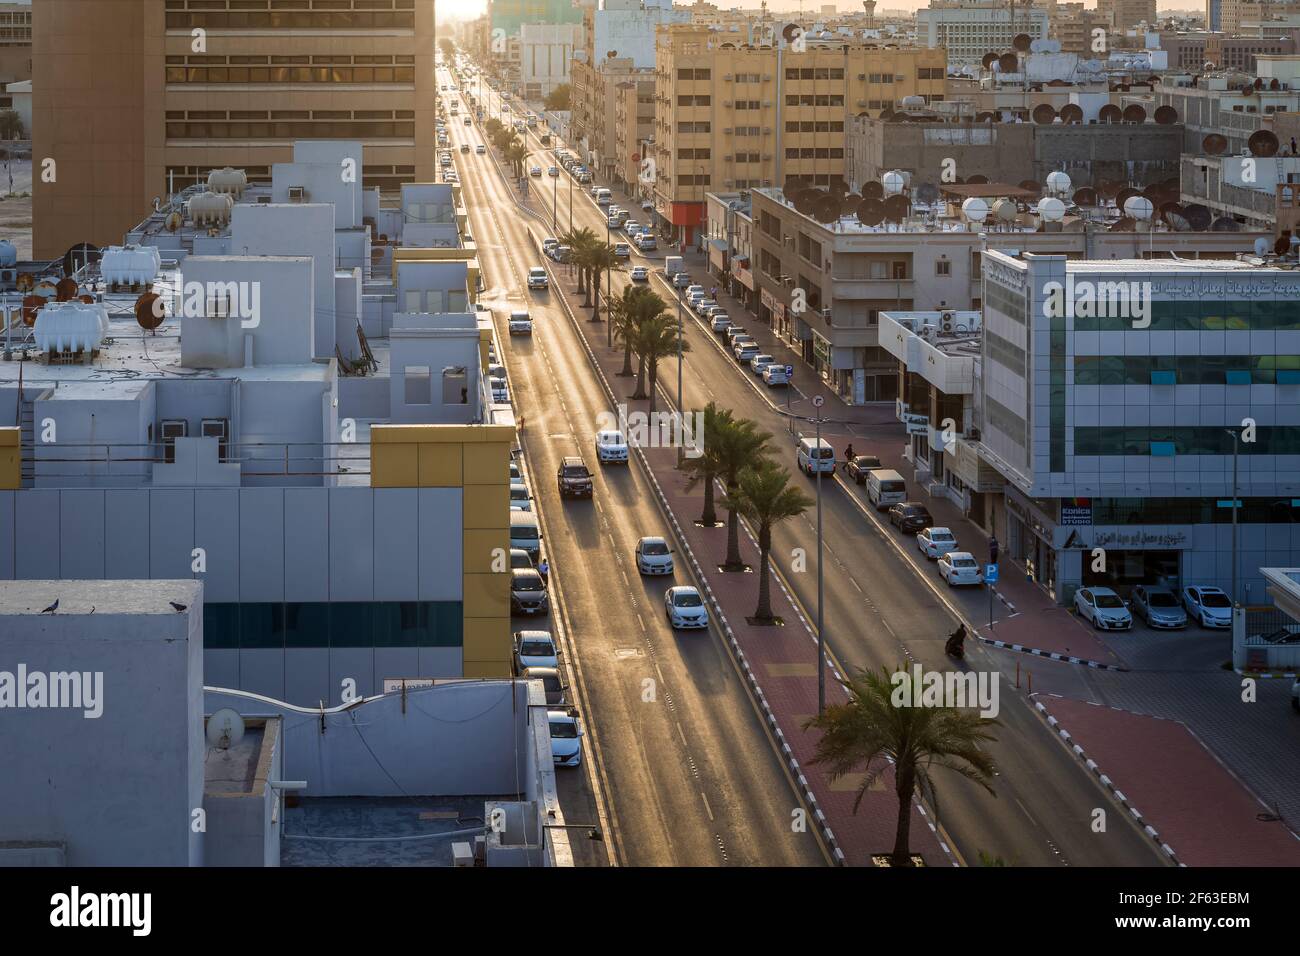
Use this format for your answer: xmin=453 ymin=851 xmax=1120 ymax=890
xmin=988 ymin=535 xmax=999 ymax=566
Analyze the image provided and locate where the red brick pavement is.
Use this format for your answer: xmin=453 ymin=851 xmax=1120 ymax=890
xmin=1034 ymin=695 xmax=1300 ymax=866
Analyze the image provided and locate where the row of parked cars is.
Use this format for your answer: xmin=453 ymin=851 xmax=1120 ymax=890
xmin=1072 ymin=583 xmax=1234 ymax=631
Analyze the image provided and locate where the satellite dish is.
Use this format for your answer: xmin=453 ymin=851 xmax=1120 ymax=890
xmin=883 ymin=194 xmax=911 ymax=222
xmin=1030 ymin=38 xmax=1046 ymax=53
xmin=55 ymin=277 xmax=78 ymax=301
xmin=1248 ymin=129 xmax=1279 ymax=157
xmin=961 ymin=197 xmax=989 ymax=223
xmin=966 ymin=174 xmax=989 ymax=185
xmin=1110 ymin=216 xmax=1136 ymax=232
xmin=982 ymin=52 xmax=999 ymax=70
xmin=1210 ymin=216 xmax=1240 ymax=232
xmin=1115 ymin=186 xmax=1141 ymax=210
xmin=993 ymin=197 xmax=1018 ymax=222
xmin=1254 ymin=237 xmax=1273 ymax=256
xmin=998 ymin=53 xmax=1019 ymax=73
xmin=861 ymin=181 xmax=883 ymax=201
xmin=165 ymin=211 xmax=183 ymax=233
xmin=21 ymin=294 xmax=42 ymax=327
xmin=1154 ymin=105 xmax=1178 ymax=125
xmin=1060 ymin=104 xmax=1084 ymax=124
xmin=813 ymin=194 xmax=843 ymax=224
xmin=1122 ymin=104 xmax=1147 ymax=123
xmin=1275 ymin=235 xmax=1292 ymax=256
xmin=207 ymin=709 xmax=246 ymax=750
xmin=1183 ymin=204 xmax=1211 ymax=230
xmin=1124 ymin=195 xmax=1154 ymax=220
xmin=1099 ymin=104 xmax=1122 ymax=124
xmin=915 ymin=182 xmax=940 ymax=205
xmin=1038 ymin=197 xmax=1066 ymax=222
xmin=1013 ymin=33 xmax=1031 ymax=52
xmin=781 ymin=23 xmax=801 ymax=42
xmin=1032 ymin=103 xmax=1057 ymax=125
xmin=857 ymin=197 xmax=885 ymax=226
xmin=1019 ymin=179 xmax=1041 ymax=192
xmin=135 ymin=292 xmax=164 ymax=331
xmin=61 ymin=242 xmax=100 ymax=278
xmin=1072 ymin=187 xmax=1098 ymax=206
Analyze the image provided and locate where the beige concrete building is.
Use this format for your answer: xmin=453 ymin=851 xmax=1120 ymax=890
xmin=613 ymin=75 xmax=656 ymax=197
xmin=1096 ymin=0 xmax=1157 ymax=28
xmin=650 ymin=24 xmax=947 ymax=246
xmin=34 ymin=0 xmax=435 ymax=260
xmin=0 ymin=1 xmax=30 ymax=85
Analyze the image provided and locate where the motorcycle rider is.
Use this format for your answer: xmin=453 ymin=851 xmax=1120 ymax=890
xmin=945 ymin=622 xmax=967 ymax=657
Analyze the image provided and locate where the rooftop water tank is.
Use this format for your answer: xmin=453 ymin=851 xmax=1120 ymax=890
xmin=961 ymin=197 xmax=989 ymax=222
xmin=0 ymin=239 xmax=16 ymax=268
xmin=101 ymin=244 xmax=161 ymax=287
xmin=207 ymin=166 xmax=248 ymax=198
xmin=1124 ymin=195 xmax=1154 ymax=221
xmin=1045 ymin=171 xmax=1072 ymax=195
xmin=187 ymin=191 xmax=234 ymax=226
xmin=1038 ymin=196 xmax=1066 ymax=222
xmin=34 ymin=300 xmax=109 ymax=354
xmin=882 ymin=170 xmax=906 ymax=196
xmin=900 ymin=94 xmax=925 ymax=109
xmin=992 ymin=198 xmax=1018 ymax=222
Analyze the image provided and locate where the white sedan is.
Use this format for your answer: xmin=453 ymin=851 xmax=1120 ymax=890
xmin=636 ymin=536 xmax=674 ymax=575
xmin=630 ymin=266 xmax=649 ymax=282
xmin=916 ymin=527 xmax=959 ymax=560
xmin=1182 ymin=585 xmax=1232 ymax=628
xmin=937 ymin=551 xmax=983 ymax=586
xmin=1074 ymin=586 xmax=1133 ymax=630
xmin=595 ymin=429 xmax=629 ymax=463
xmin=665 ymin=586 xmax=708 ymax=629
xmin=750 ymin=353 xmax=776 ymax=375
xmin=548 ymin=710 xmax=583 ymax=767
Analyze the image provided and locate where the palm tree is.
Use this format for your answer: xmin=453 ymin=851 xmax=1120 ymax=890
xmin=631 ymin=313 xmax=690 ymax=414
xmin=805 ymin=667 xmax=999 ymax=867
xmin=587 ymin=243 xmax=620 ymax=323
xmin=504 ymin=139 xmax=529 ymax=179
xmin=611 ymin=286 xmax=664 ymax=372
xmin=560 ymin=227 xmax=597 ymax=297
xmin=484 ymin=117 xmax=503 ymax=139
xmin=679 ymin=402 xmax=734 ymax=527
xmin=728 ymin=461 xmax=813 ymax=621
xmin=712 ymin=417 xmax=773 ymax=570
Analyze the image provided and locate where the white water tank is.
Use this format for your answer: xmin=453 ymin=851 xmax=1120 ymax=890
xmin=1124 ymin=195 xmax=1154 ymax=221
xmin=882 ymin=170 xmax=906 ymax=195
xmin=1038 ymin=196 xmax=1066 ymax=222
xmin=207 ymin=166 xmax=248 ymax=198
xmin=900 ymin=94 xmax=925 ymax=109
xmin=101 ymin=244 xmax=161 ymax=286
xmin=961 ymin=197 xmax=989 ymax=222
xmin=0 ymin=239 xmax=16 ymax=268
xmin=187 ymin=191 xmax=234 ymax=226
xmin=1046 ymin=171 xmax=1072 ymax=195
xmin=34 ymin=300 xmax=109 ymax=354
xmin=992 ymin=198 xmax=1018 ymax=222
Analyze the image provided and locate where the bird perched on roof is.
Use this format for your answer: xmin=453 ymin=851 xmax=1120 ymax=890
xmin=40 ymin=598 xmax=58 ymax=614
xmin=169 ymin=601 xmax=188 ymax=613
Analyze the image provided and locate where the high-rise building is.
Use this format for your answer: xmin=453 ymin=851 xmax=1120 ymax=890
xmin=0 ymin=1 xmax=30 ymax=84
xmin=33 ymin=0 xmax=436 ymax=260
xmin=1096 ymin=0 xmax=1158 ymax=29
xmin=916 ymin=0 xmax=1051 ymax=65
xmin=650 ymin=24 xmax=947 ymax=246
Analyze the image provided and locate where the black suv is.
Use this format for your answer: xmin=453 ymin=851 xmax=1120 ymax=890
xmin=888 ymin=502 xmax=934 ymax=533
xmin=557 ymin=456 xmax=593 ymax=498
xmin=845 ymin=454 xmax=883 ymax=484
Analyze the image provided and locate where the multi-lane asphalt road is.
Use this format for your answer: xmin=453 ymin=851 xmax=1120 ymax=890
xmin=443 ymin=61 xmax=1166 ymax=867
xmin=440 ymin=66 xmax=827 ymax=868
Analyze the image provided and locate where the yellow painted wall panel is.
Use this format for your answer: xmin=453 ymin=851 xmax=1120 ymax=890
xmin=371 ymin=441 xmax=417 ymax=488
xmin=463 ymin=441 xmax=509 ymax=485
xmin=463 ymin=528 xmax=509 ymax=572
xmin=462 ymin=659 xmax=513 ymax=679
xmin=463 ymin=616 xmax=511 ymax=663
xmin=463 ymin=570 xmax=510 ymax=617
xmin=418 ymin=442 xmax=463 ymax=487
xmin=463 ymin=483 xmax=509 ymax=526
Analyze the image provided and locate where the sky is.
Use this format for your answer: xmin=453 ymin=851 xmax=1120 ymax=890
xmin=437 ymin=1 xmax=1199 ymax=24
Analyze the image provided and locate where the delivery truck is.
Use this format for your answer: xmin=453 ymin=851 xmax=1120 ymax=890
xmin=664 ymin=255 xmax=683 ymax=278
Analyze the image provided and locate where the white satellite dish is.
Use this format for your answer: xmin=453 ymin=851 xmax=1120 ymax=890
xmin=207 ymin=708 xmax=246 ymax=750
xmin=1124 ymin=196 xmax=1154 ymax=221
xmin=1254 ymin=236 xmax=1272 ymax=256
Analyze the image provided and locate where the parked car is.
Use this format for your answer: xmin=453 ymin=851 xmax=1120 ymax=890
xmin=710 ymin=313 xmax=732 ymax=333
xmin=557 ymin=456 xmax=594 ymax=498
xmin=1183 ymin=585 xmax=1233 ymax=628
xmin=734 ymin=341 xmax=760 ymax=362
xmin=513 ymin=630 xmax=558 ymax=672
xmin=916 ymin=526 xmax=959 ymax=560
xmin=938 ymin=551 xmax=983 ymax=587
xmin=509 ymin=548 xmax=544 ymax=579
xmin=635 ymin=536 xmax=675 ymax=575
xmin=1130 ymin=585 xmax=1188 ymax=628
xmin=750 ymin=353 xmax=776 ymax=375
xmin=509 ymin=484 xmax=533 ymax=511
xmin=595 ymin=430 xmax=629 ymax=464
xmin=630 ymin=266 xmax=649 ymax=282
xmin=845 ymin=454 xmax=883 ymax=484
xmin=867 ymin=470 xmax=907 ymax=511
xmin=634 ymin=233 xmax=657 ymax=251
xmin=510 ymin=511 xmax=542 ymax=559
xmin=520 ymin=666 xmax=565 ymax=705
xmin=509 ymin=461 xmax=524 ymax=484
xmin=685 ymin=284 xmax=705 ymax=301
xmin=672 ymin=272 xmax=692 ymax=288
xmin=1075 ymin=586 xmax=1133 ymax=631
xmin=510 ymin=569 xmax=549 ymax=616
xmin=693 ymin=298 xmax=718 ymax=316
xmin=888 ymin=502 xmax=934 ymax=533
xmin=1292 ymin=677 xmax=1300 ymax=713
xmin=623 ymin=219 xmax=640 ymax=235
xmin=762 ymin=364 xmax=789 ymax=387
xmin=665 ymin=586 xmax=708 ymax=629
xmin=548 ymin=710 xmax=584 ymax=767
xmin=724 ymin=326 xmax=749 ymax=346
xmin=607 ymin=215 xmax=621 ymax=229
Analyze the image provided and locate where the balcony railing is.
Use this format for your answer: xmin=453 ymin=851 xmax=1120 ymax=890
xmin=20 ymin=441 xmax=372 ymax=483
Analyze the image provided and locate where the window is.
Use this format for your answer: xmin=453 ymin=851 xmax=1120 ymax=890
xmin=936 ymin=259 xmax=951 ymax=276
xmin=442 ymin=366 xmax=468 ymax=405
xmin=404 ymin=366 xmax=431 ymax=405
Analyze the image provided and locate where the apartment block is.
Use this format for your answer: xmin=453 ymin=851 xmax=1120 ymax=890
xmin=33 ymin=0 xmax=435 ymax=260
xmin=650 ymin=24 xmax=947 ymax=246
xmin=0 ymin=1 xmax=29 ymax=85
xmin=1096 ymin=0 xmax=1158 ymax=29
xmin=614 ymin=75 xmax=656 ymax=197
xmin=916 ymin=0 xmax=1050 ymax=66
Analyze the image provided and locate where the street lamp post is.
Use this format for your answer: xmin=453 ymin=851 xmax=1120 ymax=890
xmin=812 ymin=393 xmax=827 ymax=715
xmin=676 ymin=293 xmax=685 ymax=465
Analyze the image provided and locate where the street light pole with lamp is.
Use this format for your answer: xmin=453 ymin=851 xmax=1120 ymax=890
xmin=810 ymin=393 xmax=828 ymax=715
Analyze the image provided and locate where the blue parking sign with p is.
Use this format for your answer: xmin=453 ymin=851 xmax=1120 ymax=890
xmin=985 ymin=564 xmax=999 ymax=583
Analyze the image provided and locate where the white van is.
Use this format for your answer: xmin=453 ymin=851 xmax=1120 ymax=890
xmin=510 ymin=511 xmax=543 ymax=558
xmin=594 ymin=187 xmax=612 ymax=206
xmin=796 ymin=435 xmax=836 ymax=476
xmin=867 ymin=469 xmax=907 ymax=511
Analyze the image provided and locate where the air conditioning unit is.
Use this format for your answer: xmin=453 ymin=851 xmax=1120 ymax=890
xmin=723 ymin=101 xmax=733 ymax=107
xmin=762 ymin=154 xmax=773 ymax=161
xmin=288 ymin=185 xmax=307 ymax=202
xmin=857 ymin=100 xmax=867 ymax=107
xmin=941 ymin=311 xmax=955 ymax=331
xmin=160 ymin=419 xmax=188 ymax=464
xmin=763 ymin=74 xmax=773 ymax=81
xmin=857 ymin=73 xmax=866 ymax=80
xmin=762 ymin=100 xmax=772 ymax=107
xmin=723 ymin=127 xmax=733 ymax=134
xmin=724 ymin=179 xmax=735 ymax=187
xmin=257 ymin=195 xmax=271 ymax=204
xmin=724 ymin=74 xmax=734 ymax=81
xmin=201 ymin=417 xmax=230 ymax=461
xmin=762 ymin=127 xmax=772 ymax=134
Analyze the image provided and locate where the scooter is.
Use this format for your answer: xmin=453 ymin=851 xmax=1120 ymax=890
xmin=945 ymin=625 xmax=967 ymax=660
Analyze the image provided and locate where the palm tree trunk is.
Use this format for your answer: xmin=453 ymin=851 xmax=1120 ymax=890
xmin=700 ymin=473 xmax=717 ymax=526
xmin=755 ymin=527 xmax=773 ymax=620
xmin=591 ymin=274 xmax=601 ymax=321
xmin=724 ymin=484 xmax=743 ymax=568
xmin=582 ymin=270 xmax=592 ymax=307
xmin=633 ymin=355 xmax=647 ymax=399
xmin=892 ymin=764 xmax=915 ymax=867
xmin=647 ymin=359 xmax=658 ymax=414
xmin=620 ymin=340 xmax=633 ymax=375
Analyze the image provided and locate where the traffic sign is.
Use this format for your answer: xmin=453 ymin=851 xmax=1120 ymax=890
xmin=811 ymin=394 xmax=825 ymax=408
xmin=985 ymin=564 xmax=999 ymax=583
xmin=784 ymin=364 xmax=794 ymax=376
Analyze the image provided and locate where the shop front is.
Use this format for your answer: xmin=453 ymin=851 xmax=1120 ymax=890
xmin=731 ymin=258 xmax=755 ymax=314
